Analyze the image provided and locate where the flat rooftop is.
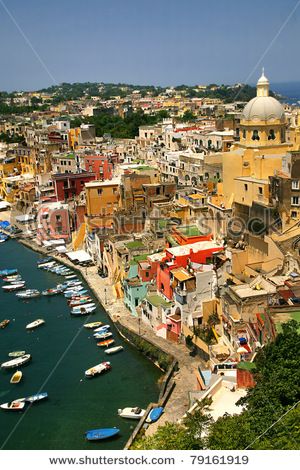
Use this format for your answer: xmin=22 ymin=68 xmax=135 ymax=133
xmin=167 ymin=240 xmax=222 ymax=257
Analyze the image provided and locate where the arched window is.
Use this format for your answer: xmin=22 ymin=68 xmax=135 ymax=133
xmin=268 ymin=129 xmax=275 ymax=140
xmin=252 ymin=130 xmax=260 ymax=141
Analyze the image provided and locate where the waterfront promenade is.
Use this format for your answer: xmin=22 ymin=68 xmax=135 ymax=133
xmin=18 ymin=238 xmax=203 ymax=434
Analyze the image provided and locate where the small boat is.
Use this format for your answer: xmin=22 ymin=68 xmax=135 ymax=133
xmin=16 ymin=289 xmax=40 ymax=299
xmin=85 ymin=361 xmax=111 ymax=378
xmin=0 ymin=319 xmax=10 ymax=329
xmin=65 ymin=274 xmax=77 ymax=280
xmin=71 ymin=306 xmax=96 ymax=315
xmin=118 ymin=407 xmax=146 ymax=420
xmin=3 ymin=275 xmax=22 ymax=282
xmin=64 ymin=290 xmax=88 ymax=298
xmin=71 ymin=302 xmax=95 ymax=310
xmin=84 ymin=322 xmax=103 ymax=329
xmin=93 ymin=325 xmax=110 ymax=333
xmin=8 ymin=351 xmax=26 ymax=358
xmin=42 ymin=288 xmax=62 ymax=296
xmin=9 ymin=280 xmax=25 ymax=285
xmin=146 ymin=406 xmax=164 ymax=423
xmin=26 ymin=319 xmax=45 ymax=330
xmin=0 ymin=401 xmax=25 ymax=411
xmin=37 ymin=257 xmax=53 ymax=266
xmin=23 ymin=392 xmax=48 ymax=403
xmin=69 ymin=298 xmax=92 ymax=307
xmin=85 ymin=428 xmax=120 ymax=441
xmin=97 ymin=339 xmax=115 ymax=347
xmin=1 ymin=354 xmax=31 ymax=369
xmin=10 ymin=370 xmax=22 ymax=384
xmin=0 ymin=269 xmax=18 ymax=277
xmin=104 ymin=346 xmax=123 ymax=355
xmin=2 ymin=282 xmax=25 ymax=291
xmin=93 ymin=332 xmax=113 ymax=340
xmin=67 ymin=295 xmax=90 ymax=303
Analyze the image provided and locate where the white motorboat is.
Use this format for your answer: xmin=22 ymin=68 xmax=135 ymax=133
xmin=118 ymin=407 xmax=146 ymax=420
xmin=16 ymin=289 xmax=40 ymax=299
xmin=1 ymin=354 xmax=31 ymax=369
xmin=93 ymin=325 xmax=110 ymax=333
xmin=104 ymin=346 xmax=123 ymax=355
xmin=93 ymin=332 xmax=113 ymax=340
xmin=0 ymin=401 xmax=25 ymax=411
xmin=71 ymin=302 xmax=95 ymax=310
xmin=2 ymin=282 xmax=25 ymax=291
xmin=26 ymin=319 xmax=45 ymax=330
xmin=71 ymin=305 xmax=96 ymax=315
xmin=85 ymin=361 xmax=111 ymax=378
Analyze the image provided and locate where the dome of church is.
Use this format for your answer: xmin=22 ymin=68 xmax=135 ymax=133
xmin=242 ymin=96 xmax=284 ymax=121
xmin=242 ymin=70 xmax=284 ymax=121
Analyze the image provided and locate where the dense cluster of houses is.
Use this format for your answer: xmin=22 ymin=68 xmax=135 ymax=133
xmin=1 ymin=72 xmax=300 ymax=367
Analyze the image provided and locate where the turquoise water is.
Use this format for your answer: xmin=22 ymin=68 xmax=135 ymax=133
xmin=0 ymin=240 xmax=161 ymax=449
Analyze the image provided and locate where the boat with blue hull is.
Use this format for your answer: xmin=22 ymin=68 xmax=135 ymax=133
xmin=85 ymin=428 xmax=120 ymax=441
xmin=146 ymin=406 xmax=164 ymax=423
xmin=0 ymin=269 xmax=18 ymax=277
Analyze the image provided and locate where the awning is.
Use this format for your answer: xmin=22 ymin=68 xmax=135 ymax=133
xmin=171 ymin=267 xmax=194 ymax=282
xmin=66 ymin=250 xmax=92 ymax=262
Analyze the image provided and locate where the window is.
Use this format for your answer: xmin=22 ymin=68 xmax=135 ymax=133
xmin=291 ymin=196 xmax=299 ymax=206
xmin=112 ymin=188 xmax=117 ymax=194
xmin=97 ymin=189 xmax=102 ymax=195
xmin=252 ymin=130 xmax=260 ymax=141
xmin=244 ymin=184 xmax=248 ymax=191
xmin=258 ymin=187 xmax=263 ymax=194
xmin=135 ymin=298 xmax=139 ymax=307
xmin=268 ymin=129 xmax=275 ymax=140
xmin=292 ymin=180 xmax=299 ymax=190
xmin=145 ymin=271 xmax=149 ymax=278
xmin=56 ymin=215 xmax=61 ymax=222
xmin=291 ymin=211 xmax=298 ymax=218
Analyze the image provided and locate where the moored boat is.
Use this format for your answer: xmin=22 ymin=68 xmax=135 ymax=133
xmin=69 ymin=297 xmax=92 ymax=307
xmin=16 ymin=289 xmax=40 ymax=299
xmin=70 ymin=305 xmax=96 ymax=315
xmin=23 ymin=392 xmax=48 ymax=403
xmin=0 ymin=401 xmax=25 ymax=411
xmin=26 ymin=319 xmax=45 ymax=330
xmin=42 ymin=287 xmax=62 ymax=296
xmin=85 ymin=428 xmax=120 ymax=441
xmin=118 ymin=406 xmax=146 ymax=420
xmin=8 ymin=351 xmax=26 ymax=357
xmin=0 ymin=268 xmax=18 ymax=277
xmin=64 ymin=289 xmax=88 ymax=298
xmin=84 ymin=321 xmax=103 ymax=329
xmin=145 ymin=406 xmax=164 ymax=423
xmin=97 ymin=339 xmax=115 ymax=347
xmin=3 ymin=274 xmax=22 ymax=282
xmin=1 ymin=354 xmax=31 ymax=369
xmin=104 ymin=346 xmax=123 ymax=355
xmin=93 ymin=332 xmax=113 ymax=340
xmin=85 ymin=361 xmax=111 ymax=378
xmin=10 ymin=370 xmax=23 ymax=384
xmin=2 ymin=282 xmax=25 ymax=291
xmin=93 ymin=324 xmax=110 ymax=333
xmin=0 ymin=319 xmax=10 ymax=329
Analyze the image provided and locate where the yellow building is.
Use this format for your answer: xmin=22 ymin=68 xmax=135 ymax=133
xmin=222 ymin=71 xmax=292 ymax=210
xmin=85 ymin=178 xmax=121 ymax=231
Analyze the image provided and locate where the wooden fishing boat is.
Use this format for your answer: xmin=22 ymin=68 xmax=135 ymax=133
xmin=0 ymin=319 xmax=10 ymax=329
xmin=0 ymin=269 xmax=18 ymax=277
xmin=97 ymin=339 xmax=115 ymax=348
xmin=93 ymin=324 xmax=110 ymax=333
xmin=2 ymin=282 xmax=25 ymax=291
xmin=93 ymin=332 xmax=113 ymax=340
xmin=83 ymin=322 xmax=103 ymax=329
xmin=8 ymin=351 xmax=26 ymax=358
xmin=10 ymin=370 xmax=22 ymax=384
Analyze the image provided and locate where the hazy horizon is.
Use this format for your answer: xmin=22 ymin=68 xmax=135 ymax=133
xmin=1 ymin=0 xmax=300 ymax=91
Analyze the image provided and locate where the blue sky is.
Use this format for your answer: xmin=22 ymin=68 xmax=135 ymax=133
xmin=0 ymin=0 xmax=299 ymax=91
